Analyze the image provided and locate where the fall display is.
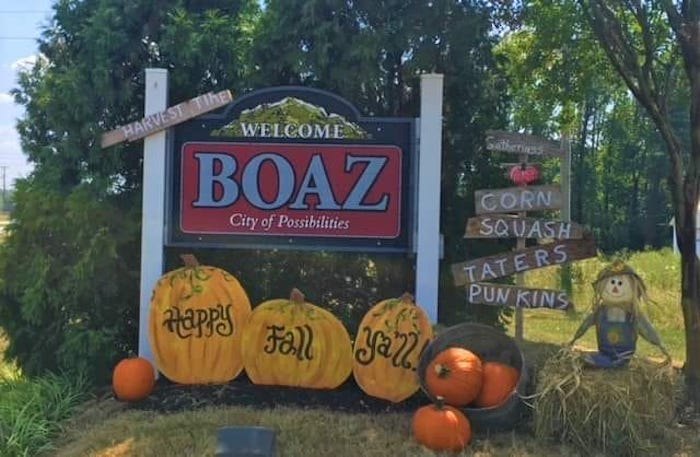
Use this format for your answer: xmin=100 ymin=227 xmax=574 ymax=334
xmin=418 ymin=323 xmax=528 ymax=431
xmin=424 ymin=347 xmax=483 ymax=407
xmin=412 ymin=397 xmax=472 ymax=452
xmin=241 ymin=288 xmax=353 ymax=389
xmin=112 ymin=356 xmax=156 ymax=402
xmin=352 ymin=293 xmax=434 ymax=402
xmin=569 ymin=260 xmax=671 ymax=368
xmin=148 ymin=254 xmax=252 ymax=384
xmin=141 ymin=251 xmax=527 ymax=447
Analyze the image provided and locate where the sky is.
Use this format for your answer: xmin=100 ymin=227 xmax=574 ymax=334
xmin=0 ymin=1 xmax=55 ymax=189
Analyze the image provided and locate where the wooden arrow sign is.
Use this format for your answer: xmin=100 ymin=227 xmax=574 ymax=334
xmin=101 ymin=90 xmax=233 ymax=148
xmin=466 ymin=282 xmax=572 ymax=310
xmin=450 ymin=238 xmax=597 ymax=286
xmin=486 ymin=130 xmax=563 ymax=157
xmin=464 ymin=215 xmax=585 ymax=239
xmin=475 ymin=185 xmax=563 ymax=215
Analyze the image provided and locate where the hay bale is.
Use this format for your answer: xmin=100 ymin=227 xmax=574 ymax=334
xmin=532 ymin=348 xmax=678 ymax=457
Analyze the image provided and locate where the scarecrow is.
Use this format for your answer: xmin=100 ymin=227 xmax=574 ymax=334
xmin=569 ymin=260 xmax=671 ymax=368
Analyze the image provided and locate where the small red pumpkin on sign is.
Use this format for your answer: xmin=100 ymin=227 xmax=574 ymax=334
xmin=509 ymin=163 xmax=540 ymax=186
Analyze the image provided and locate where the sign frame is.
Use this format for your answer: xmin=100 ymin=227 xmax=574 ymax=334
xmin=136 ymin=71 xmax=444 ymax=368
xmin=166 ymin=86 xmax=416 ymax=253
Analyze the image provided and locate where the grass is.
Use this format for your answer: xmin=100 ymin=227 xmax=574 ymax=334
xmin=46 ymin=403 xmax=605 ymax=457
xmin=1 ymin=332 xmax=89 ymax=457
xmin=4 ymin=247 xmax=697 ymax=456
xmin=43 ymin=387 xmax=700 ymax=457
xmin=0 ymin=372 xmax=88 ymax=457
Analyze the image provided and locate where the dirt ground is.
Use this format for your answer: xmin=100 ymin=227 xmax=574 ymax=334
xmin=132 ymin=374 xmax=431 ymax=415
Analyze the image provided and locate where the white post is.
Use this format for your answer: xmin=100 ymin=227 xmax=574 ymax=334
xmin=138 ymin=69 xmax=168 ymax=366
xmin=559 ymin=135 xmax=573 ymax=310
xmin=514 ymin=153 xmax=528 ymax=342
xmin=416 ymin=73 xmax=444 ymax=323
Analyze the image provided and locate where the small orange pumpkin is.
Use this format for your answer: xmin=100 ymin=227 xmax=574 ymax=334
xmin=112 ymin=357 xmax=155 ymax=402
xmin=425 ymin=347 xmax=483 ymax=406
xmin=474 ymin=361 xmax=520 ymax=408
xmin=412 ymin=397 xmax=472 ymax=452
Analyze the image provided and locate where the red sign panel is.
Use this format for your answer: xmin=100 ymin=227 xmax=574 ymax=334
xmin=180 ymin=142 xmax=402 ymax=238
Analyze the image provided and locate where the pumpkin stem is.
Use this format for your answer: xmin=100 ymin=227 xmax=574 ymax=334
xmin=434 ymin=363 xmax=451 ymax=378
xmin=290 ymin=288 xmax=306 ymax=304
xmin=399 ymin=292 xmax=414 ymax=304
xmin=434 ymin=396 xmax=446 ymax=409
xmin=180 ymin=254 xmax=199 ymax=268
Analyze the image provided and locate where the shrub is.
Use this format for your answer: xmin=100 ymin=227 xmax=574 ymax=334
xmin=0 ymin=181 xmax=140 ymax=384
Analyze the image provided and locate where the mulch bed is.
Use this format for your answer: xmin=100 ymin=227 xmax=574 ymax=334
xmin=129 ymin=374 xmax=431 ymax=414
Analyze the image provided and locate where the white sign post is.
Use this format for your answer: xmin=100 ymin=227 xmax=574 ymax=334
xmin=135 ymin=70 xmax=446 ymax=362
xmin=138 ymin=69 xmax=168 ymax=366
xmin=416 ymin=73 xmax=444 ymax=323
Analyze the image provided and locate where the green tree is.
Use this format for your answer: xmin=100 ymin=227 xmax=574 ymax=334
xmin=496 ymin=0 xmax=673 ymax=251
xmin=1 ymin=0 xmax=260 ymax=382
xmin=579 ymin=0 xmax=700 ymax=406
xmin=1 ymin=0 xmax=510 ymax=383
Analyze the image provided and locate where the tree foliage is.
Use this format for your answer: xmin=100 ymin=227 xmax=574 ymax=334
xmin=0 ymin=0 xmax=259 ymax=382
xmin=496 ymin=0 xmax=675 ymax=252
xmin=1 ymin=0 xmax=509 ymax=382
xmin=578 ymin=0 xmax=700 ymax=406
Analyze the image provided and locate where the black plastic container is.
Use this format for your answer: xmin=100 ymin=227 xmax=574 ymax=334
xmin=215 ymin=426 xmax=277 ymax=457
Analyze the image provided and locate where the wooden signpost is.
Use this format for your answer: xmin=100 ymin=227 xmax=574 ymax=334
xmin=485 ymin=130 xmax=563 ymax=157
xmin=454 ymin=130 xmax=596 ymax=340
xmin=465 ymin=215 xmax=584 ymax=239
xmin=451 ymin=238 xmax=597 ymax=286
xmin=474 ymin=185 xmax=563 ymax=215
xmin=465 ymin=282 xmax=573 ymax=310
xmin=101 ymin=89 xmax=233 ymax=148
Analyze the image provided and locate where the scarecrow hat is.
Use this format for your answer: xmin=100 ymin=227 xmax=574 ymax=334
xmin=593 ymin=260 xmax=646 ymax=292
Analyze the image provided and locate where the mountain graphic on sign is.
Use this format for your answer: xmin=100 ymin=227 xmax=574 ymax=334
xmin=211 ymin=96 xmax=370 ymax=139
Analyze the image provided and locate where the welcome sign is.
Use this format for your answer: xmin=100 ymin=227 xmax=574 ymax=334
xmin=169 ymin=87 xmax=415 ymax=251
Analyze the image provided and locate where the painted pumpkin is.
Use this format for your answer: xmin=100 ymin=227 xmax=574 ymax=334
xmin=412 ymin=397 xmax=472 ymax=452
xmin=112 ymin=357 xmax=155 ymax=402
xmin=148 ymin=254 xmax=251 ymax=384
xmin=241 ymin=288 xmax=353 ymax=389
xmin=425 ymin=347 xmax=483 ymax=406
xmin=474 ymin=361 xmax=520 ymax=408
xmin=353 ymin=293 xmax=433 ymax=402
